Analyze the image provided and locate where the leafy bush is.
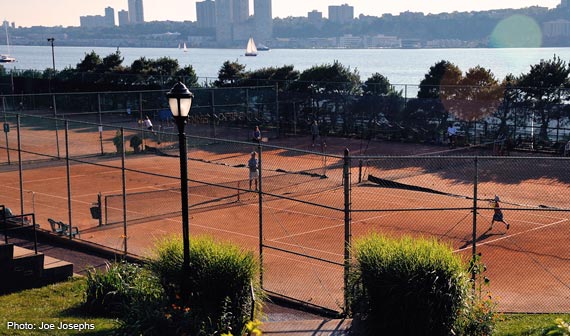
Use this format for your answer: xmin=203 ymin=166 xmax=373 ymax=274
xmin=112 ymin=130 xmax=123 ymax=154
xmin=349 ymin=234 xmax=470 ymax=335
xmin=84 ymin=261 xmax=163 ymax=317
xmin=130 ymin=135 xmax=142 ymax=153
xmin=454 ymin=254 xmax=500 ymax=336
xmin=146 ymin=235 xmax=261 ymax=335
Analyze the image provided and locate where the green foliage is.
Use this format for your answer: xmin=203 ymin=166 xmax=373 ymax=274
xmin=517 ymin=55 xmax=570 ymax=141
xmin=548 ymin=318 xmax=570 ymax=336
xmin=129 ymin=135 xmax=142 ymax=152
xmin=146 ymin=235 xmax=261 ymax=336
xmin=215 ymin=60 xmax=247 ymax=87
xmin=84 ymin=261 xmax=163 ymax=317
xmin=76 ymin=50 xmax=103 ymax=73
xmin=112 ymin=130 xmax=123 ymax=154
xmin=454 ymin=254 xmax=500 ymax=336
xmin=349 ymin=234 xmax=470 ymax=335
xmin=293 ymin=60 xmax=362 ymax=95
xmin=363 ymin=73 xmax=392 ymax=95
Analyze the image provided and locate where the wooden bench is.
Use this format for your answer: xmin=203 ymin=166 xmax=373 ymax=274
xmin=48 ymin=218 xmax=80 ymax=238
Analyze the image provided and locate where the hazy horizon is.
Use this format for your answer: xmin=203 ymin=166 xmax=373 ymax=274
xmin=3 ymin=0 xmax=561 ymax=28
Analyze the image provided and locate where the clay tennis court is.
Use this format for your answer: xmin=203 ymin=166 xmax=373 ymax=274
xmin=1 ymin=121 xmax=569 ymax=313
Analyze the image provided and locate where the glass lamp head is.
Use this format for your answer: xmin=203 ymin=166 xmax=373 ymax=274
xmin=167 ymin=82 xmax=193 ymax=118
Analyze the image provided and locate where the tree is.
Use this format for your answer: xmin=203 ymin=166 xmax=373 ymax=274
xmin=175 ymin=65 xmax=199 ymax=88
xmin=244 ymin=65 xmax=299 ymax=91
xmin=363 ymin=73 xmax=392 ymax=95
xmin=444 ymin=66 xmax=503 ymax=122
xmin=517 ymin=55 xmax=570 ymax=142
xmin=214 ymin=60 xmax=246 ymax=87
xmin=76 ymin=51 xmax=102 ymax=73
xmin=416 ymin=60 xmax=462 ymax=129
xmin=100 ymin=50 xmax=125 ymax=72
xmin=291 ymin=61 xmax=362 ymax=134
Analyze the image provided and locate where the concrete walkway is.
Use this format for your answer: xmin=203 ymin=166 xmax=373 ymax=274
xmin=262 ymin=319 xmax=352 ymax=335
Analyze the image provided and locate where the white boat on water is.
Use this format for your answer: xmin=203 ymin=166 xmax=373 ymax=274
xmin=245 ymin=37 xmax=257 ymax=57
xmin=183 ymin=42 xmax=188 ymax=52
xmin=0 ymin=24 xmax=16 ymax=63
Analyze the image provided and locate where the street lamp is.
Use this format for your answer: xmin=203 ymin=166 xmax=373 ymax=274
xmin=47 ymin=38 xmax=55 ymax=72
xmin=166 ymin=82 xmax=194 ymax=275
xmin=47 ymin=38 xmax=55 ymax=93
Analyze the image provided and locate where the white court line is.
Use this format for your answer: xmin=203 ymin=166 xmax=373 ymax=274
xmin=454 ymin=218 xmax=569 ymax=252
xmin=271 ymin=223 xmax=344 ymax=242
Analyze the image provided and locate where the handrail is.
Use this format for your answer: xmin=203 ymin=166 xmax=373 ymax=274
xmin=0 ymin=206 xmax=38 ymax=254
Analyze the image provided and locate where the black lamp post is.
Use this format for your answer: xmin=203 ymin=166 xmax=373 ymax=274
xmin=47 ymin=38 xmax=55 ymax=72
xmin=47 ymin=38 xmax=55 ymax=93
xmin=166 ymin=82 xmax=194 ymax=274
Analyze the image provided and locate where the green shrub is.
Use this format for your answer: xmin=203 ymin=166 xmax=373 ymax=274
xmin=84 ymin=261 xmax=163 ymax=317
xmin=130 ymin=135 xmax=142 ymax=153
xmin=147 ymin=235 xmax=261 ymax=335
xmin=349 ymin=234 xmax=470 ymax=335
xmin=454 ymin=254 xmax=500 ymax=336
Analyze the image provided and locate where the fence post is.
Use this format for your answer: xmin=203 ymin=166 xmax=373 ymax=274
xmin=64 ymin=120 xmax=73 ymax=239
xmin=258 ymin=143 xmax=264 ymax=288
xmin=471 ymin=156 xmax=479 ymax=283
xmin=98 ymin=93 xmax=104 ymax=155
xmin=343 ymin=148 xmax=352 ymax=312
xmin=3 ymin=98 xmax=11 ymax=164
xmin=275 ymin=84 xmax=280 ymax=138
xmin=121 ymin=127 xmax=128 ymax=255
xmin=17 ymin=114 xmax=24 ymax=215
xmin=52 ymin=94 xmax=60 ymax=159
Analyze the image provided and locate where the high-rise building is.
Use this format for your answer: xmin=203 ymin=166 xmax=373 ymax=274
xmin=128 ymin=0 xmax=144 ymax=24
xmin=196 ymin=0 xmax=216 ymax=28
xmin=80 ymin=15 xmax=107 ymax=28
xmin=254 ymin=0 xmax=272 ymax=43
xmin=233 ymin=0 xmax=250 ymax=23
xmin=105 ymin=7 xmax=116 ymax=27
xmin=308 ymin=10 xmax=323 ymax=25
xmin=215 ymin=0 xmax=233 ymax=44
xmin=328 ymin=4 xmax=354 ymax=24
xmin=118 ymin=10 xmax=130 ymax=26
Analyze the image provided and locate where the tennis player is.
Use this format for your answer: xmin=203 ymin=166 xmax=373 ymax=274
xmin=490 ymin=195 xmax=509 ymax=230
xmin=248 ymin=152 xmax=258 ymax=190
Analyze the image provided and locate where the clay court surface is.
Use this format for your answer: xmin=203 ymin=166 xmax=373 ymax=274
xmin=1 ymin=123 xmax=569 ymax=313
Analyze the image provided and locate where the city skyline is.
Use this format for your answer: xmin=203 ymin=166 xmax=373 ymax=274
xmin=4 ymin=0 xmax=562 ymax=28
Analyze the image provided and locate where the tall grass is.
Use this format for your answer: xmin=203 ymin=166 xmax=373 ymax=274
xmin=147 ymin=235 xmax=261 ymax=335
xmin=349 ymin=234 xmax=470 ymax=335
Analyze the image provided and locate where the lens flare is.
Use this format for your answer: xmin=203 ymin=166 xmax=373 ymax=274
xmin=490 ymin=15 xmax=542 ymax=48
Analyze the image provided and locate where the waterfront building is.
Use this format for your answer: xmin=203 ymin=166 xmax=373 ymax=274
xmin=128 ymin=0 xmax=144 ymax=24
xmin=118 ymin=10 xmax=129 ymax=26
xmin=308 ymin=10 xmax=323 ymax=26
xmin=233 ymin=0 xmax=250 ymax=23
xmin=80 ymin=15 xmax=107 ymax=28
xmin=215 ymin=0 xmax=233 ymax=45
xmin=543 ymin=19 xmax=570 ymax=37
xmin=338 ymin=34 xmax=363 ymax=48
xmin=105 ymin=7 xmax=116 ymax=27
xmin=196 ymin=0 xmax=216 ymax=28
xmin=254 ymin=0 xmax=273 ymax=43
xmin=328 ymin=4 xmax=354 ymax=24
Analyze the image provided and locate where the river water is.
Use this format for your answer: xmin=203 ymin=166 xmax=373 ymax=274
xmin=4 ymin=45 xmax=570 ymax=88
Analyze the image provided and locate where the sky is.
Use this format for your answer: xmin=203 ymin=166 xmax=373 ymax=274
xmin=4 ymin=0 xmax=562 ymax=28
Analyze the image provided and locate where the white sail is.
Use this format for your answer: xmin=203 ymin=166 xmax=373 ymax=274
xmin=245 ymin=37 xmax=257 ymax=56
xmin=183 ymin=42 xmax=188 ymax=52
xmin=0 ymin=24 xmax=16 ymax=63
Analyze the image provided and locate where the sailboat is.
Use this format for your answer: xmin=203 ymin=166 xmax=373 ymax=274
xmin=183 ymin=42 xmax=188 ymax=52
xmin=245 ymin=37 xmax=257 ymax=57
xmin=0 ymin=24 xmax=16 ymax=63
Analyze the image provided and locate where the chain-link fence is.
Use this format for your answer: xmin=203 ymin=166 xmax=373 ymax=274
xmin=1 ymin=111 xmax=569 ymax=314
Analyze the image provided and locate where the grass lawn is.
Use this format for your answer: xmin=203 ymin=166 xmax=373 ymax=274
xmin=0 ymin=277 xmax=569 ymax=335
xmin=0 ymin=277 xmax=117 ymax=335
xmin=495 ymin=313 xmax=570 ymax=336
